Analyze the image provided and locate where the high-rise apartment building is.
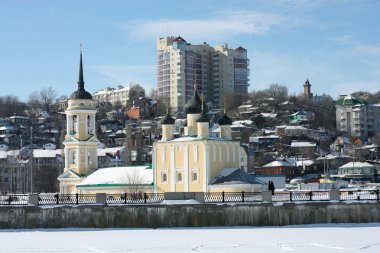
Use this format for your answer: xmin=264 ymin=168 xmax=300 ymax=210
xmin=157 ymin=36 xmax=250 ymax=113
xmin=336 ymin=95 xmax=380 ymax=137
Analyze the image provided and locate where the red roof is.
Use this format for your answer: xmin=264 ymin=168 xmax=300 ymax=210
xmin=174 ymin=36 xmax=186 ymax=43
xmin=235 ymin=46 xmax=247 ymax=51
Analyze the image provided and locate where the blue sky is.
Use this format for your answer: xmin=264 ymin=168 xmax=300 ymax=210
xmin=1 ymin=0 xmax=379 ymax=101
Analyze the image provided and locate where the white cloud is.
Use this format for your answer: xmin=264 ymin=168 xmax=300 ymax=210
xmin=123 ymin=11 xmax=296 ymax=42
xmin=355 ymin=44 xmax=380 ymax=56
xmin=328 ymin=35 xmax=353 ymax=45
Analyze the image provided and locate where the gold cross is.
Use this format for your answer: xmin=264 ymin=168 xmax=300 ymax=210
xmin=200 ymin=93 xmax=205 ymax=111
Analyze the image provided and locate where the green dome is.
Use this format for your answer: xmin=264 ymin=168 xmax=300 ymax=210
xmin=160 ymin=114 xmax=175 ymax=125
xmin=218 ymin=113 xmax=233 ymax=125
xmin=70 ymin=89 xmax=93 ymax=100
xmin=184 ymin=92 xmax=202 ymax=114
xmin=336 ymin=95 xmax=368 ymax=106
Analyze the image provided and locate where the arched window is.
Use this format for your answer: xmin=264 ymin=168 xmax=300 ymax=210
xmin=70 ymin=150 xmax=76 ymax=165
xmin=88 ymin=151 xmax=92 ymax=165
xmin=87 ymin=115 xmax=91 ymax=134
xmin=72 ymin=115 xmax=77 ymax=134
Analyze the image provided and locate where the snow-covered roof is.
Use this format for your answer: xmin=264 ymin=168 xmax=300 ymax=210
xmin=0 ymin=151 xmax=7 ymax=159
xmin=339 ymin=162 xmax=374 ymax=169
xmin=232 ymin=120 xmax=253 ymax=125
xmin=33 ymin=149 xmax=63 ymax=158
xmin=238 ymin=104 xmax=252 ymax=109
xmin=77 ymin=166 xmax=153 ymax=187
xmin=169 ymin=136 xmax=197 ymax=142
xmin=285 ymin=126 xmax=308 ymax=130
xmin=291 ymin=142 xmax=316 ymax=147
xmin=260 ymin=113 xmax=277 ymax=118
xmin=97 ymin=147 xmax=124 ymax=157
xmin=296 ymin=160 xmax=314 ymax=167
xmin=262 ymin=161 xmax=294 ymax=167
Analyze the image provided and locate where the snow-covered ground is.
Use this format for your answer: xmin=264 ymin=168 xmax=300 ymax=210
xmin=1 ymin=223 xmax=380 ymax=252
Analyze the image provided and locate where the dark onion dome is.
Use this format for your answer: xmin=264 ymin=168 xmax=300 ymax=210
xmin=184 ymin=92 xmax=202 ymax=114
xmin=197 ymin=111 xmax=210 ymax=123
xmin=70 ymin=90 xmax=93 ymax=100
xmin=218 ymin=113 xmax=233 ymax=125
xmin=70 ymin=50 xmax=93 ymax=100
xmin=160 ymin=113 xmax=175 ymax=125
xmin=336 ymin=95 xmax=368 ymax=106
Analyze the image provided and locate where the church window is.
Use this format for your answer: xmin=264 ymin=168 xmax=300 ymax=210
xmin=194 ymin=145 xmax=198 ymax=161
xmin=176 ymin=169 xmax=183 ymax=183
xmin=161 ymin=170 xmax=168 ymax=183
xmin=87 ymin=115 xmax=91 ymax=134
xmin=88 ymin=151 xmax=92 ymax=165
xmin=72 ymin=115 xmax=77 ymax=134
xmin=70 ymin=150 xmax=76 ymax=165
xmin=191 ymin=168 xmax=199 ymax=183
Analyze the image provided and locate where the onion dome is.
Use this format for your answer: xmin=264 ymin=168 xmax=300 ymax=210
xmin=218 ymin=113 xmax=232 ymax=125
xmin=160 ymin=113 xmax=175 ymax=125
xmin=197 ymin=111 xmax=209 ymax=123
xmin=70 ymin=49 xmax=93 ymax=100
xmin=184 ymin=92 xmax=202 ymax=114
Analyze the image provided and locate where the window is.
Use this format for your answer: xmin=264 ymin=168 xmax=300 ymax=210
xmin=72 ymin=115 xmax=77 ymax=134
xmin=176 ymin=169 xmax=183 ymax=183
xmin=87 ymin=115 xmax=91 ymax=134
xmin=161 ymin=170 xmax=168 ymax=183
xmin=191 ymin=168 xmax=199 ymax=183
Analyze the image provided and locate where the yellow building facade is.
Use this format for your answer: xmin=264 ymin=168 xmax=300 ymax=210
xmin=153 ymin=91 xmax=262 ymax=193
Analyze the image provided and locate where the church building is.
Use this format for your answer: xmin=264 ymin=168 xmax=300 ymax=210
xmin=57 ymin=50 xmax=100 ymax=193
xmin=57 ymin=51 xmax=263 ymax=194
xmin=153 ymin=84 xmax=263 ymax=193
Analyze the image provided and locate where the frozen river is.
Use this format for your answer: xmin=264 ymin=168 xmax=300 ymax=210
xmin=1 ymin=223 xmax=380 ymax=252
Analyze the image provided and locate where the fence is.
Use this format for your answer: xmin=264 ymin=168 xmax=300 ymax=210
xmin=0 ymin=190 xmax=379 ymax=206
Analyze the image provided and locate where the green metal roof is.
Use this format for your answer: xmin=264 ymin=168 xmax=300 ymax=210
xmin=336 ymin=96 xmax=368 ymax=106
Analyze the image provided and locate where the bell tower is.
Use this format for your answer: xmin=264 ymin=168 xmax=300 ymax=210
xmin=58 ymin=47 xmax=99 ymax=193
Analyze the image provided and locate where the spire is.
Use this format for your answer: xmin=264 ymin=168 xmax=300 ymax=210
xmin=194 ymin=68 xmax=198 ymax=94
xmin=69 ymin=44 xmax=92 ymax=100
xmin=218 ymin=96 xmax=232 ymax=125
xmin=223 ymin=96 xmax=227 ymax=114
xmin=78 ymin=44 xmax=85 ymax=91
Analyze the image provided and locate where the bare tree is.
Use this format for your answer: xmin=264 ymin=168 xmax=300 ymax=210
xmin=126 ymin=167 xmax=147 ymax=195
xmin=27 ymin=87 xmax=57 ymax=116
xmin=265 ymin=84 xmax=288 ymax=102
xmin=27 ymin=91 xmax=40 ymax=118
xmin=39 ymin=87 xmax=57 ymax=113
xmin=0 ymin=95 xmax=25 ymax=117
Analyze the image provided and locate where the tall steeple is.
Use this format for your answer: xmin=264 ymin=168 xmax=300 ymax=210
xmin=69 ymin=45 xmax=93 ymax=100
xmin=78 ymin=45 xmax=85 ymax=91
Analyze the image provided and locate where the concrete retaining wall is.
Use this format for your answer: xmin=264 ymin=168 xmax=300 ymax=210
xmin=1 ymin=202 xmax=380 ymax=229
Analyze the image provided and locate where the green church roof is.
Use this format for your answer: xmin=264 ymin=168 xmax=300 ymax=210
xmin=336 ymin=95 xmax=368 ymax=106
